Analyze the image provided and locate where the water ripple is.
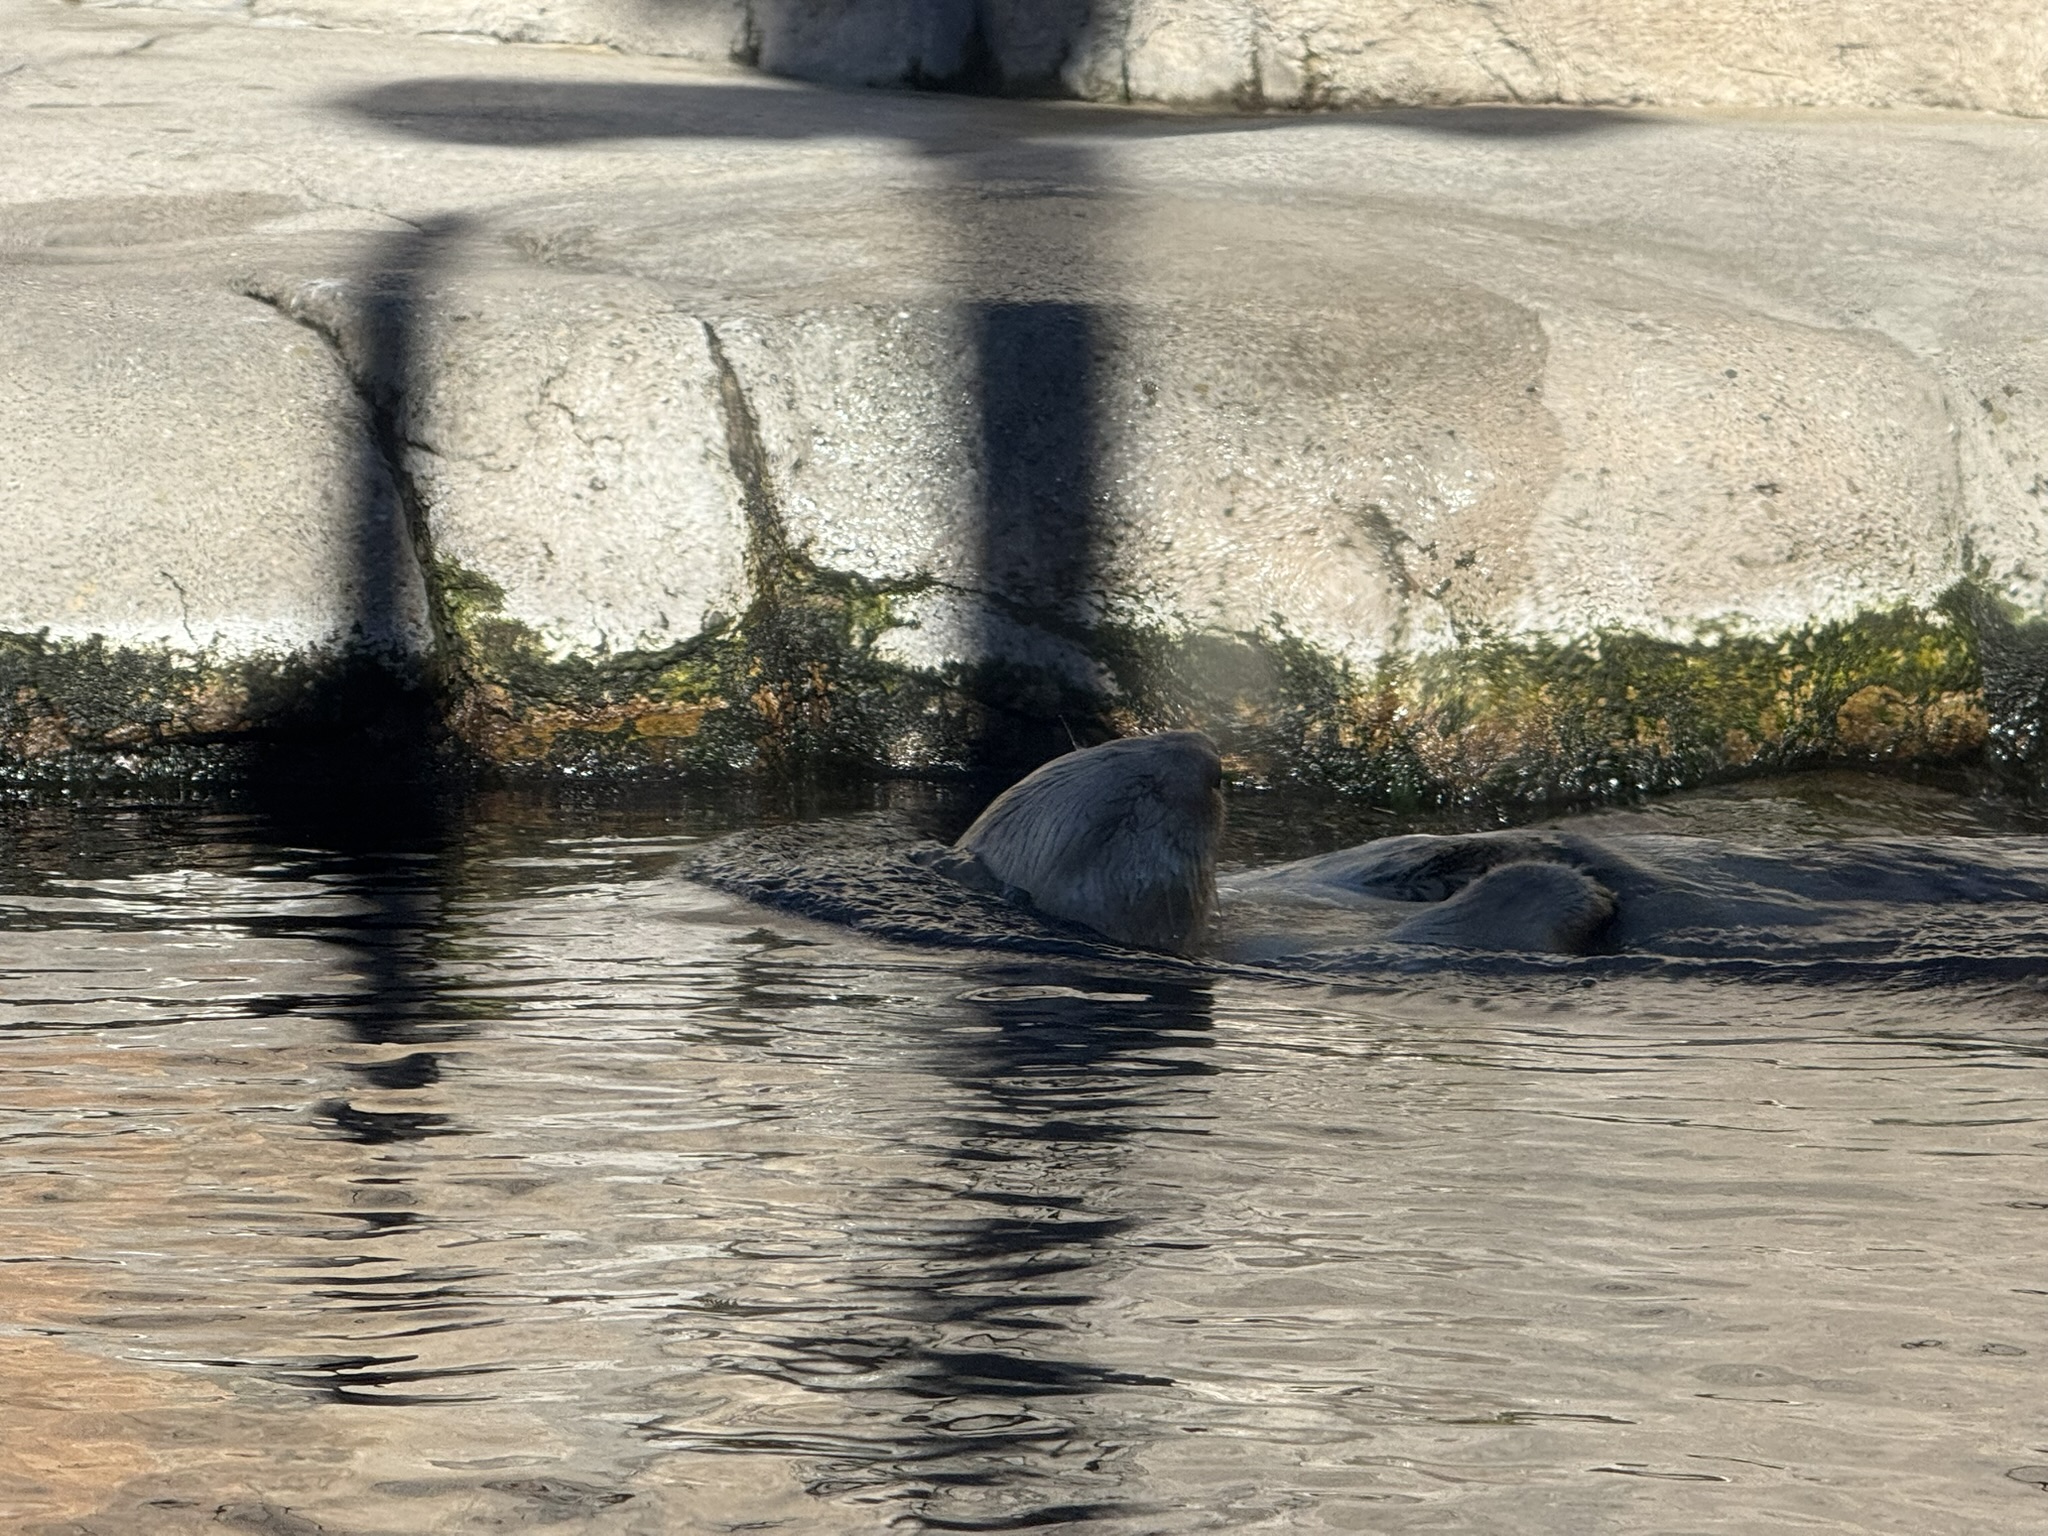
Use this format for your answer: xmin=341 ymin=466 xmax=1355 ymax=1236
xmin=2 ymin=780 xmax=2046 ymax=1531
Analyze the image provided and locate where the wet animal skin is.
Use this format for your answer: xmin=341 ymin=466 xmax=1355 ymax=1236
xmin=931 ymin=731 xmax=1225 ymax=954
xmin=692 ymin=732 xmax=2048 ymax=974
xmin=924 ymin=733 xmax=2048 ymax=966
xmin=939 ymin=732 xmax=1615 ymax=957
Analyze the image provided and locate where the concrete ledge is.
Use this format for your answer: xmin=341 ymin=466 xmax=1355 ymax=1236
xmin=0 ymin=265 xmax=427 ymax=661
xmin=8 ymin=2 xmax=2048 ymax=796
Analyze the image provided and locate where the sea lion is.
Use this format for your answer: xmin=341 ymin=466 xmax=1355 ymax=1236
xmin=919 ymin=732 xmax=1619 ymax=957
xmin=921 ymin=730 xmax=1224 ymax=955
xmin=693 ymin=732 xmax=2048 ymax=972
xmin=1215 ymin=829 xmax=1619 ymax=957
xmin=1384 ymin=861 xmax=1616 ymax=952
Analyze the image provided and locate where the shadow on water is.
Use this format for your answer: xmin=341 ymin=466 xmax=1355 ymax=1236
xmin=645 ymin=957 xmax=1216 ymax=1529
xmin=235 ymin=213 xmax=470 ymax=1139
xmin=243 ymin=769 xmax=465 ymax=1145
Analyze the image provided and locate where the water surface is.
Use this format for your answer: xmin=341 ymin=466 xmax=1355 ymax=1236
xmin=4 ymin=773 xmax=2047 ymax=1533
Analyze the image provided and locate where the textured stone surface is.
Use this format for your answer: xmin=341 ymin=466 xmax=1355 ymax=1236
xmin=1083 ymin=0 xmax=2048 ymax=114
xmin=0 ymin=263 xmax=427 ymax=659
xmin=246 ymin=264 xmax=752 ymax=662
xmin=7 ymin=0 xmax=2048 ymax=788
xmin=72 ymin=0 xmax=2048 ymax=114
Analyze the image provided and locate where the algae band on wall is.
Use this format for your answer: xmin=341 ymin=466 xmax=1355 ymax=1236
xmin=388 ymin=524 xmax=2000 ymax=800
xmin=4 ymin=582 xmax=2018 ymax=809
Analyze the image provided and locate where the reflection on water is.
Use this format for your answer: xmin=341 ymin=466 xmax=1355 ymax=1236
xmin=2 ymin=775 xmax=2047 ymax=1532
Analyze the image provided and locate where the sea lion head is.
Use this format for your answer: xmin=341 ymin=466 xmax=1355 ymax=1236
xmin=951 ymin=731 xmax=1224 ymax=954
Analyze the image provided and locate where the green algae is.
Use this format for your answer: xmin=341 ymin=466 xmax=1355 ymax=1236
xmin=0 ymin=582 xmax=2032 ymax=806
xmin=2 ymin=566 xmax=2035 ymax=806
xmin=423 ymin=565 xmax=2015 ymax=811
xmin=1094 ymin=592 xmax=1993 ymax=810
xmin=425 ymin=551 xmax=948 ymax=778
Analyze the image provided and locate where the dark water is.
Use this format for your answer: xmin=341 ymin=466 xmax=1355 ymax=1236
xmin=4 ymin=773 xmax=2048 ymax=1533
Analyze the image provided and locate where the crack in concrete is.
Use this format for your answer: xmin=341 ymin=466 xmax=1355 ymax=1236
xmin=536 ymin=370 xmax=625 ymax=456
xmin=701 ymin=318 xmax=797 ymax=605
xmin=236 ymin=280 xmax=447 ymax=659
xmin=1474 ymin=0 xmax=1547 ymax=103
xmin=157 ymin=566 xmax=199 ymax=650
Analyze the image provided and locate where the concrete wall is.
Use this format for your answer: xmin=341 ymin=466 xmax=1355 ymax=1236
xmin=15 ymin=0 xmax=2048 ymax=786
xmin=83 ymin=0 xmax=2048 ymax=114
xmin=1081 ymin=1 xmax=2048 ymax=114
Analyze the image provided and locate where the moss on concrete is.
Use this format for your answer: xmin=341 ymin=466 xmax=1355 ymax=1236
xmin=425 ymin=551 xmax=957 ymax=777
xmin=1953 ymin=584 xmax=2048 ymax=786
xmin=7 ymin=570 xmax=2044 ymax=809
xmin=423 ymin=566 xmax=2016 ymax=808
xmin=0 ymin=628 xmax=428 ymax=789
xmin=427 ymin=315 xmax=1114 ymax=780
xmin=1096 ymin=591 xmax=1994 ymax=809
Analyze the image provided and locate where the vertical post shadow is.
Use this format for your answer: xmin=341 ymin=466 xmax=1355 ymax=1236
xmin=241 ymin=215 xmax=470 ymax=1142
xmin=334 ymin=77 xmax=1140 ymax=778
xmin=352 ymin=217 xmax=459 ymax=695
xmin=642 ymin=955 xmax=1216 ymax=1529
xmin=965 ymin=142 xmax=1105 ymax=768
xmin=973 ymin=303 xmax=1097 ymax=630
xmin=314 ymin=215 xmax=466 ymax=1138
xmin=320 ymin=53 xmax=1259 ymax=1529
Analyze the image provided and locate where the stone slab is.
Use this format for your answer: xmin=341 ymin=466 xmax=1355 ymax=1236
xmin=68 ymin=0 xmax=2048 ymax=114
xmin=245 ymin=262 xmax=752 ymax=661
xmin=0 ymin=262 xmax=427 ymax=659
xmin=6 ymin=0 xmax=2048 ymax=784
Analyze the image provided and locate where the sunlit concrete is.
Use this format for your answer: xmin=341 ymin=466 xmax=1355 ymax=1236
xmin=4 ymin=0 xmax=2048 ymax=758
